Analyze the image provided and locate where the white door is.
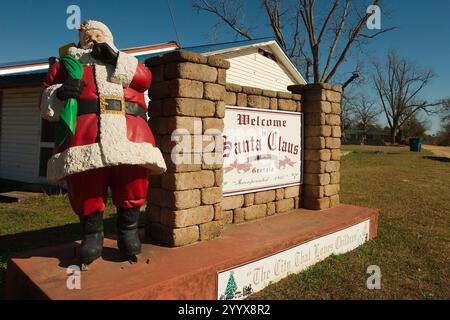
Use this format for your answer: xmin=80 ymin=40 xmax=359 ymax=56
xmin=0 ymin=87 xmax=42 ymax=183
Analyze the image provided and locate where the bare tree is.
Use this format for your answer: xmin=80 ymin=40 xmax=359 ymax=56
xmin=348 ymin=94 xmax=379 ymax=144
xmin=193 ymin=0 xmax=395 ymax=83
xmin=399 ymin=115 xmax=428 ymax=141
xmin=441 ymin=98 xmax=450 ymax=122
xmin=436 ymin=120 xmax=450 ymax=146
xmin=373 ymin=51 xmax=441 ymax=144
xmin=436 ymin=98 xmax=450 ymax=146
xmin=193 ymin=0 xmax=255 ymax=41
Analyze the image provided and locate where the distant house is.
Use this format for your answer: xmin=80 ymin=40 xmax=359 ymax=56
xmin=0 ymin=38 xmax=306 ymax=184
xmin=344 ymin=128 xmax=391 ymax=145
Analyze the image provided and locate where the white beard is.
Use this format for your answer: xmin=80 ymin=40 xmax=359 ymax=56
xmin=67 ymin=47 xmax=95 ymax=64
xmin=67 ymin=41 xmax=119 ymax=64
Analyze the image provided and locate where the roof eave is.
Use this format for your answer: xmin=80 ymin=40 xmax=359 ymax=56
xmin=202 ymin=40 xmax=307 ymax=85
xmin=0 ymin=42 xmax=179 ymax=77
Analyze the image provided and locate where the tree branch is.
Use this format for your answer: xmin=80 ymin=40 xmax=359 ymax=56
xmin=193 ymin=0 xmax=254 ymax=40
xmin=324 ymin=0 xmax=381 ymax=83
xmin=263 ymin=0 xmax=287 ymax=50
xmin=360 ymin=26 xmax=397 ymax=39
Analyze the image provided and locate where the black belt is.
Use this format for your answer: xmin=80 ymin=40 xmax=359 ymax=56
xmin=77 ymin=100 xmax=147 ymax=121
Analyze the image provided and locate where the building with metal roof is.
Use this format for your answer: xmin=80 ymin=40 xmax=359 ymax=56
xmin=0 ymin=38 xmax=306 ymax=185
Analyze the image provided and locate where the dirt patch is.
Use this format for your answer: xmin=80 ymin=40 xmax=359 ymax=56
xmin=422 ymin=145 xmax=450 ymax=158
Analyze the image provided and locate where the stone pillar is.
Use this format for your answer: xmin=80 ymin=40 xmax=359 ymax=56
xmin=144 ymin=51 xmax=230 ymax=247
xmin=289 ymin=83 xmax=342 ymax=210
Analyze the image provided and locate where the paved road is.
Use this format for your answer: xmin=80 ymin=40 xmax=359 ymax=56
xmin=422 ymin=145 xmax=450 ymax=158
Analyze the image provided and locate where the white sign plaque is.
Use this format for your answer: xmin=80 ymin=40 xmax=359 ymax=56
xmin=217 ymin=219 xmax=370 ymax=300
xmin=223 ymin=106 xmax=302 ymax=196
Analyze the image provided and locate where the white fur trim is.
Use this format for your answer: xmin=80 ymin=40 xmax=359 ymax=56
xmin=40 ymin=84 xmax=64 ymax=122
xmin=110 ymin=52 xmax=138 ymax=87
xmin=46 ymin=52 xmax=167 ymax=182
xmin=47 ymin=142 xmax=166 ymax=183
xmin=95 ymin=63 xmax=122 ymax=95
xmin=80 ymin=20 xmax=114 ymax=44
xmin=79 ymin=20 xmax=118 ymax=52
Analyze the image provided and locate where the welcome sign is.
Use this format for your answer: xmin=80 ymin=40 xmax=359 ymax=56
xmin=222 ymin=106 xmax=302 ymax=196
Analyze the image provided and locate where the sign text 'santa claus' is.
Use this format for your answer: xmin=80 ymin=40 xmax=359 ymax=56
xmin=224 ymin=113 xmax=299 ymax=158
xmin=223 ymin=131 xmax=299 ymax=158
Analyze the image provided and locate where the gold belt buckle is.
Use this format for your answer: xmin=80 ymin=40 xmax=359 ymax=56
xmin=99 ymin=95 xmax=126 ymax=115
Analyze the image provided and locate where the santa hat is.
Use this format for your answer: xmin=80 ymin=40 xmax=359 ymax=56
xmin=79 ymin=20 xmax=118 ymax=51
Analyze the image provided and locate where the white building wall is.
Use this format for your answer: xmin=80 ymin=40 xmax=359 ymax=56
xmin=0 ymin=87 xmax=42 ymax=183
xmin=214 ymin=48 xmax=297 ymax=92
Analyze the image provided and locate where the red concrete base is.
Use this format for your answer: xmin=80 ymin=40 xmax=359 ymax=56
xmin=4 ymin=204 xmax=378 ymax=300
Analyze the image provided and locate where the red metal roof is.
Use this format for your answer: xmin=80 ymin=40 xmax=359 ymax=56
xmin=0 ymin=42 xmax=179 ymax=76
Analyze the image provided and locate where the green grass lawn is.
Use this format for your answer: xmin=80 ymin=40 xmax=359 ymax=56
xmin=249 ymin=145 xmax=450 ymax=299
xmin=1 ymin=145 xmax=449 ymax=299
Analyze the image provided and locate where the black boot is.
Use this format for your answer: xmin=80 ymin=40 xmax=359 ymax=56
xmin=117 ymin=207 xmax=141 ymax=261
xmin=79 ymin=211 xmax=104 ymax=266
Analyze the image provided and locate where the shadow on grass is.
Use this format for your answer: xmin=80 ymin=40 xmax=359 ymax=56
xmin=423 ymin=156 xmax=450 ymax=163
xmin=366 ymin=151 xmax=401 ymax=155
xmin=0 ymin=178 xmax=66 ymax=195
xmin=348 ymin=150 xmax=402 ymax=156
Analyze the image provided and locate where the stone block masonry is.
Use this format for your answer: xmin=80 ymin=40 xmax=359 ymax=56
xmin=145 ymin=51 xmax=229 ymax=247
xmin=144 ymin=50 xmax=342 ymax=247
xmin=288 ymin=83 xmax=342 ymax=210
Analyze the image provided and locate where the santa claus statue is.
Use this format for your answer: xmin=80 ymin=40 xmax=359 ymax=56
xmin=40 ymin=20 xmax=166 ymax=267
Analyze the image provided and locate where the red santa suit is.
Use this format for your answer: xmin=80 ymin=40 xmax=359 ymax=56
xmin=40 ymin=23 xmax=166 ymax=216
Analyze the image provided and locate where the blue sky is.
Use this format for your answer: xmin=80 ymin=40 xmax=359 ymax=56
xmin=0 ymin=0 xmax=448 ymax=133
